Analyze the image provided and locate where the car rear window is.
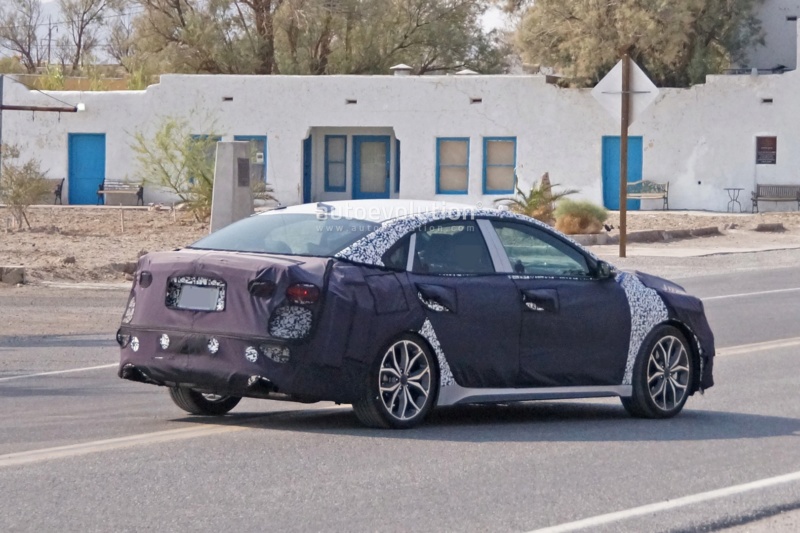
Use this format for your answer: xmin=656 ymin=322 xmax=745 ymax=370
xmin=189 ymin=213 xmax=380 ymax=257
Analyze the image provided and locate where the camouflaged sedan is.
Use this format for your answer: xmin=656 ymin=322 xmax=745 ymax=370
xmin=117 ymin=200 xmax=715 ymax=428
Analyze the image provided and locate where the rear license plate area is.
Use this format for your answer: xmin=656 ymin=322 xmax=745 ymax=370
xmin=166 ymin=277 xmax=226 ymax=311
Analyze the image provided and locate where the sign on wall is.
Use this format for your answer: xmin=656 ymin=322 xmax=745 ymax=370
xmin=756 ymin=136 xmax=777 ymax=164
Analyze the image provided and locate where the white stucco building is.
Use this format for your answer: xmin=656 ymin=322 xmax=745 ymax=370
xmin=3 ymin=23 xmax=800 ymax=213
xmin=746 ymin=0 xmax=800 ymax=71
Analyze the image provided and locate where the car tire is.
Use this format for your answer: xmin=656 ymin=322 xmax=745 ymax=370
xmin=621 ymin=325 xmax=693 ymax=419
xmin=353 ymin=334 xmax=439 ymax=429
xmin=168 ymin=387 xmax=241 ymax=416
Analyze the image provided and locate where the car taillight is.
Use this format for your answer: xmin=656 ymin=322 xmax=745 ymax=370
xmin=286 ymin=283 xmax=320 ymax=304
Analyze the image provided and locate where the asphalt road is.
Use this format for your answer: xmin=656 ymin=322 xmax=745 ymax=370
xmin=1 ymin=259 xmax=800 ymax=532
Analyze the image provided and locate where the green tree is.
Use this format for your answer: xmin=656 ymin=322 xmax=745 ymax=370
xmin=127 ymin=0 xmax=509 ymax=75
xmin=513 ymin=0 xmax=765 ymax=87
xmin=0 ymin=144 xmax=52 ymax=230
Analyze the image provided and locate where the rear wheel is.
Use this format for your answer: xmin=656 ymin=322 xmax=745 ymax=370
xmin=353 ymin=335 xmax=439 ymax=429
xmin=168 ymin=387 xmax=241 ymax=416
xmin=621 ymin=325 xmax=693 ymax=419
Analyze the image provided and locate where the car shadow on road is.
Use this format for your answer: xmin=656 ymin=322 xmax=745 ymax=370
xmin=177 ymin=401 xmax=800 ymax=443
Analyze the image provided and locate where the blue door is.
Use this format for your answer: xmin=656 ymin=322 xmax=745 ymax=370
xmin=353 ymin=135 xmax=390 ymax=200
xmin=302 ymin=136 xmax=312 ymax=203
xmin=602 ymin=136 xmax=642 ymax=210
xmin=68 ymin=133 xmax=106 ymax=205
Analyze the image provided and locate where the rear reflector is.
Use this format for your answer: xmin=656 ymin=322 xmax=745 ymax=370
xmin=286 ymin=283 xmax=320 ymax=304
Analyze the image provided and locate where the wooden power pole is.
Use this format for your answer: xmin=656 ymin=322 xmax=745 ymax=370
xmin=618 ymin=50 xmax=632 ymax=258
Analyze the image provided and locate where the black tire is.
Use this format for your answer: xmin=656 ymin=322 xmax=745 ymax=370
xmin=621 ymin=325 xmax=693 ymax=419
xmin=168 ymin=387 xmax=241 ymax=416
xmin=353 ymin=334 xmax=439 ymax=429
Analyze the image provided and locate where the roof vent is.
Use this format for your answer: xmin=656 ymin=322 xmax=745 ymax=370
xmin=390 ymin=64 xmax=412 ymax=76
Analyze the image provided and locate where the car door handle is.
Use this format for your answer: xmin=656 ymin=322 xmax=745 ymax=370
xmin=521 ymin=289 xmax=559 ymax=313
xmin=416 ymin=284 xmax=457 ymax=313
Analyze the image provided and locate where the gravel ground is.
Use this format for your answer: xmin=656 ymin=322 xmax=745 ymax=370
xmin=2 ymin=205 xmax=800 ymax=283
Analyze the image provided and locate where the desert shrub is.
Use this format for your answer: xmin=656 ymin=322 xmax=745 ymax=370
xmin=131 ymin=116 xmax=221 ymax=221
xmin=0 ymin=145 xmax=52 ymax=230
xmin=554 ymin=199 xmax=608 ymax=235
xmin=495 ymin=173 xmax=578 ymax=225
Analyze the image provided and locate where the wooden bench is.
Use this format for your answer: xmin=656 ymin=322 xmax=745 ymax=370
xmin=751 ymin=184 xmax=800 ymax=213
xmin=626 ymin=180 xmax=669 ymax=210
xmin=97 ymin=181 xmax=144 ymax=206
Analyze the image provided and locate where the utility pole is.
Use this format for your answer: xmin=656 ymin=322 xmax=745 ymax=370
xmin=48 ymin=17 xmax=53 ymax=65
xmin=619 ymin=49 xmax=632 ymax=258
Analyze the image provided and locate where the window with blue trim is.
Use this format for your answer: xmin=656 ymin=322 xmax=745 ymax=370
xmin=483 ymin=137 xmax=516 ymax=194
xmin=233 ymin=135 xmax=267 ymax=183
xmin=436 ymin=138 xmax=469 ymax=194
xmin=395 ymin=139 xmax=401 ymax=193
xmin=325 ymin=135 xmax=347 ymax=192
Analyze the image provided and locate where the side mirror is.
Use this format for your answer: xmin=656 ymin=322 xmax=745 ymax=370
xmin=595 ymin=260 xmax=614 ymax=280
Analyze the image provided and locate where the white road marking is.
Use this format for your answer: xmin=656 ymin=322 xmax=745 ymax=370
xmin=703 ymin=287 xmax=800 ymax=301
xmin=718 ymin=337 xmax=800 ymax=356
xmin=527 ymin=470 xmax=800 ymax=533
xmin=0 ymin=425 xmax=248 ymax=468
xmin=0 ymin=406 xmax=348 ymax=468
xmin=0 ymin=364 xmax=117 ymax=382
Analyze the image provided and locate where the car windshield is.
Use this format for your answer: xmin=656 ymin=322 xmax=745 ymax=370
xmin=188 ymin=213 xmax=380 ymax=256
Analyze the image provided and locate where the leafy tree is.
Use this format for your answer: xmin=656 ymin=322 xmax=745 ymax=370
xmin=0 ymin=144 xmax=52 ymax=230
xmin=513 ymin=0 xmax=765 ymax=87
xmin=126 ymin=0 xmax=508 ymax=75
xmin=0 ymin=0 xmax=45 ymax=73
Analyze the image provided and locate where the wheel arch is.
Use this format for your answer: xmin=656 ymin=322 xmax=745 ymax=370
xmin=664 ymin=319 xmax=702 ymax=395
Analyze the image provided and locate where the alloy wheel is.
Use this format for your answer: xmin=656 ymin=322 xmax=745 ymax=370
xmin=646 ymin=335 xmax=690 ymax=411
xmin=378 ymin=339 xmax=432 ymax=421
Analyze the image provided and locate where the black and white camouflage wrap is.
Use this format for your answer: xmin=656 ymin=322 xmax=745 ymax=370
xmin=418 ymin=319 xmax=455 ymax=387
xmin=617 ymin=272 xmax=669 ymax=385
xmin=336 ymin=208 xmax=601 ymax=267
xmin=268 ymin=306 xmax=313 ymax=340
xmin=417 ymin=292 xmax=450 ymax=313
xmin=165 ymin=276 xmax=226 ymax=311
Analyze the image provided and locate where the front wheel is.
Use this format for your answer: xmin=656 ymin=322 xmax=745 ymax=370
xmin=168 ymin=387 xmax=241 ymax=416
xmin=353 ymin=335 xmax=439 ymax=429
xmin=621 ymin=325 xmax=693 ymax=419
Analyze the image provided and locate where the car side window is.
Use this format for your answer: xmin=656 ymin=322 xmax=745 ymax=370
xmin=381 ymin=235 xmax=410 ymax=270
xmin=412 ymin=221 xmax=494 ymax=274
xmin=491 ymin=220 xmax=591 ymax=277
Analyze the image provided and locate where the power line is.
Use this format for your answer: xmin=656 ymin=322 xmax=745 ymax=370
xmin=0 ymin=8 xmax=144 ymax=33
xmin=5 ymin=74 xmax=79 ymax=108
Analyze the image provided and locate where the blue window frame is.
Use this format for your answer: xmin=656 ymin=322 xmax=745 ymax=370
xmin=483 ymin=137 xmax=516 ymax=194
xmin=395 ymin=139 xmax=401 ymax=193
xmin=325 ymin=135 xmax=347 ymax=192
xmin=233 ymin=135 xmax=268 ymax=183
xmin=436 ymin=138 xmax=469 ymax=194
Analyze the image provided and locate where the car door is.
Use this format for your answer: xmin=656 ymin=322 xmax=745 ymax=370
xmin=488 ymin=219 xmax=631 ymax=387
xmin=406 ymin=219 xmax=520 ymax=388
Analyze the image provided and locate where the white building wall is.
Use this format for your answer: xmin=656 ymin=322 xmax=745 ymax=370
xmin=3 ymin=63 xmax=800 ymax=212
xmin=746 ymin=0 xmax=800 ymax=70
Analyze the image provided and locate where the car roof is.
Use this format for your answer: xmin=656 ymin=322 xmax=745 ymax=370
xmin=261 ymin=199 xmax=489 ymax=223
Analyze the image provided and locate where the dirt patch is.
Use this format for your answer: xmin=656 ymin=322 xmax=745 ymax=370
xmin=1 ymin=206 xmax=206 ymax=283
xmin=2 ymin=206 xmax=800 ymax=283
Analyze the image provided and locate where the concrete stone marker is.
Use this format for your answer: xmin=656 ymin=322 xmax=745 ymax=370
xmin=210 ymin=141 xmax=254 ymax=233
xmin=0 ymin=266 xmax=25 ymax=285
